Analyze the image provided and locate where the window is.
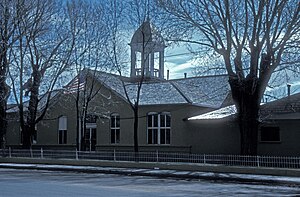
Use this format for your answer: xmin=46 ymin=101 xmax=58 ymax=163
xmin=260 ymin=126 xmax=280 ymax=142
xmin=147 ymin=112 xmax=171 ymax=145
xmin=58 ymin=130 xmax=67 ymax=144
xmin=58 ymin=116 xmax=67 ymax=144
xmin=83 ymin=127 xmax=96 ymax=151
xmin=111 ymin=113 xmax=120 ymax=144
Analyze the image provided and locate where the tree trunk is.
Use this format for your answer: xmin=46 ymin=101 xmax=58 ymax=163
xmin=0 ymin=97 xmax=7 ymax=150
xmin=229 ymin=75 xmax=260 ymax=155
xmin=22 ymin=70 xmax=41 ymax=149
xmin=0 ymin=81 xmax=8 ymax=149
xmin=133 ymin=105 xmax=139 ymax=154
xmin=0 ymin=55 xmax=9 ymax=150
xmin=22 ymin=125 xmax=32 ymax=149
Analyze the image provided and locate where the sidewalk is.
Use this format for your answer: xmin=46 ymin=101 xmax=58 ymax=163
xmin=1 ymin=162 xmax=300 ymax=187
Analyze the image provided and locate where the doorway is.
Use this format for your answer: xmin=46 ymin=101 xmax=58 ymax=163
xmin=83 ymin=124 xmax=96 ymax=151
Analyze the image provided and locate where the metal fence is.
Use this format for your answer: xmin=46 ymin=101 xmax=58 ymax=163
xmin=1 ymin=148 xmax=300 ymax=169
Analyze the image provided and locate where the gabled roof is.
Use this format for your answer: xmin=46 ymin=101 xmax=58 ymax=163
xmin=91 ymin=70 xmax=231 ymax=107
xmin=260 ymin=93 xmax=300 ymax=114
xmin=260 ymin=93 xmax=300 ymax=120
xmin=188 ymin=92 xmax=300 ymax=121
xmin=172 ymin=76 xmax=230 ymax=108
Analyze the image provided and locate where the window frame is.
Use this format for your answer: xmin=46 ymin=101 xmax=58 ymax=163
xmin=147 ymin=112 xmax=171 ymax=145
xmin=58 ymin=130 xmax=67 ymax=144
xmin=110 ymin=113 xmax=120 ymax=144
xmin=58 ymin=116 xmax=67 ymax=144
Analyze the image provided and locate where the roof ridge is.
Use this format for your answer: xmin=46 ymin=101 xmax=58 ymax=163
xmin=168 ymin=74 xmax=228 ymax=82
xmin=262 ymin=92 xmax=300 ymax=107
xmin=169 ymin=81 xmax=192 ymax=104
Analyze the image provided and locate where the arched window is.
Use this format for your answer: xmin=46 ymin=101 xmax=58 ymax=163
xmin=58 ymin=116 xmax=67 ymax=144
xmin=147 ymin=112 xmax=171 ymax=145
xmin=110 ymin=113 xmax=120 ymax=144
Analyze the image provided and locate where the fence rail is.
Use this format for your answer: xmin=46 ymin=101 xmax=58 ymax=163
xmin=1 ymin=148 xmax=300 ymax=169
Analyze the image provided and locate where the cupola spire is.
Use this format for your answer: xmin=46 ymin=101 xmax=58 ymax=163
xmin=129 ymin=20 xmax=166 ymax=79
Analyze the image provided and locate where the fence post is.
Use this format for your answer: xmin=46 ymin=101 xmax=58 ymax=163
xmin=257 ymin=155 xmax=260 ymax=167
xmin=76 ymin=149 xmax=78 ymax=160
xmin=114 ymin=149 xmax=116 ymax=161
xmin=9 ymin=147 xmax=11 ymax=158
xmin=204 ymin=154 xmax=206 ymax=164
xmin=41 ymin=148 xmax=43 ymax=159
xmin=156 ymin=150 xmax=159 ymax=162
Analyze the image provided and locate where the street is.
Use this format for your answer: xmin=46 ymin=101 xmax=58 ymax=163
xmin=0 ymin=168 xmax=299 ymax=196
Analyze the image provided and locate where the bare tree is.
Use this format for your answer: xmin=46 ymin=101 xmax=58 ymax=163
xmin=65 ymin=0 xmax=110 ymax=151
xmin=9 ymin=0 xmax=75 ymax=148
xmin=0 ymin=0 xmax=29 ymax=149
xmin=157 ymin=0 xmax=300 ymax=155
xmin=105 ymin=0 xmax=151 ymax=154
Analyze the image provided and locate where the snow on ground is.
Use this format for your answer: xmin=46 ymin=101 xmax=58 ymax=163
xmin=0 ymin=168 xmax=299 ymax=197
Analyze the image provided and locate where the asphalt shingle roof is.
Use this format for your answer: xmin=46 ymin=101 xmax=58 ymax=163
xmin=92 ymin=70 xmax=230 ymax=107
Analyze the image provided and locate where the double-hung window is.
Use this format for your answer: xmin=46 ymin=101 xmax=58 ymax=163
xmin=58 ymin=116 xmax=67 ymax=144
xmin=111 ymin=113 xmax=120 ymax=144
xmin=147 ymin=112 xmax=171 ymax=145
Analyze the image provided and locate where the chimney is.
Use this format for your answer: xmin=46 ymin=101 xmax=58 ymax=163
xmin=184 ymin=73 xmax=187 ymax=78
xmin=287 ymin=84 xmax=291 ymax=96
xmin=167 ymin=70 xmax=169 ymax=80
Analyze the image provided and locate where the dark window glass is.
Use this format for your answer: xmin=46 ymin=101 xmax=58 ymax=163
xmin=116 ymin=129 xmax=120 ymax=143
xmin=160 ymin=115 xmax=165 ymax=127
xmin=58 ymin=130 xmax=67 ymax=144
xmin=166 ymin=114 xmax=171 ymax=127
xmin=261 ymin=127 xmax=280 ymax=142
xmin=59 ymin=131 xmax=63 ymax=144
xmin=148 ymin=115 xmax=152 ymax=127
xmin=154 ymin=114 xmax=158 ymax=127
xmin=91 ymin=129 xmax=96 ymax=140
xmin=63 ymin=130 xmax=67 ymax=144
xmin=116 ymin=116 xmax=120 ymax=127
xmin=111 ymin=129 xmax=115 ymax=144
xmin=153 ymin=129 xmax=158 ymax=144
xmin=160 ymin=129 xmax=165 ymax=144
xmin=166 ymin=129 xmax=170 ymax=144
xmin=148 ymin=129 xmax=152 ymax=144
xmin=111 ymin=117 xmax=115 ymax=127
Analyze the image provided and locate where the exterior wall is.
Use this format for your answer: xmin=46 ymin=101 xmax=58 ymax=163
xmin=6 ymin=115 xmax=20 ymax=145
xmin=6 ymin=93 xmax=78 ymax=149
xmin=186 ymin=119 xmax=240 ymax=154
xmin=96 ymin=89 xmax=133 ymax=149
xmin=258 ymin=119 xmax=300 ymax=156
xmin=6 ymin=78 xmax=300 ymax=156
xmin=36 ymin=93 xmax=77 ymax=148
xmin=97 ymin=103 xmax=210 ymax=153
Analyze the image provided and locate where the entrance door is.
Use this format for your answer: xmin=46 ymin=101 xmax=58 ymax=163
xmin=83 ymin=126 xmax=96 ymax=151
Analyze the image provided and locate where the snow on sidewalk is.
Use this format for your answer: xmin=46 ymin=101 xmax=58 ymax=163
xmin=1 ymin=163 xmax=300 ymax=186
